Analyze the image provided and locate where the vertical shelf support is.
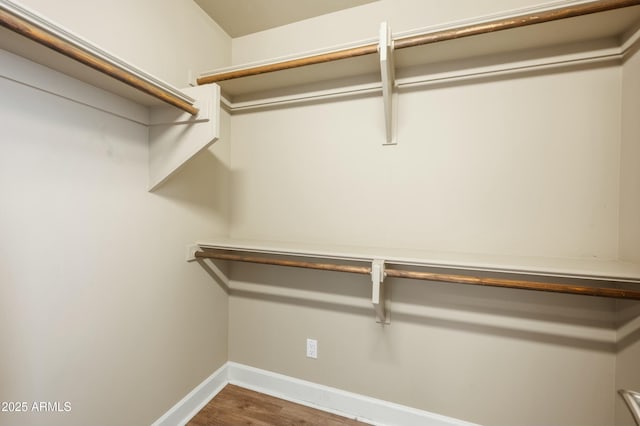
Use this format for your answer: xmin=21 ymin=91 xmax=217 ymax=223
xmin=148 ymin=84 xmax=220 ymax=191
xmin=371 ymin=259 xmax=388 ymax=323
xmin=378 ymin=22 xmax=396 ymax=145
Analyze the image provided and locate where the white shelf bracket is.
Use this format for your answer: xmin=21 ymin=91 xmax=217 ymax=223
xmin=147 ymin=84 xmax=221 ymax=191
xmin=371 ymin=259 xmax=389 ymax=324
xmin=378 ymin=22 xmax=396 ymax=145
xmin=185 ymin=244 xmax=201 ymax=262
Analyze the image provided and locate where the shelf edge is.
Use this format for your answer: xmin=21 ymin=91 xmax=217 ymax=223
xmin=195 ymin=239 xmax=640 ymax=284
xmin=0 ymin=0 xmax=198 ymax=115
xmin=197 ymin=0 xmax=640 ymax=89
xmin=393 ymin=0 xmax=640 ymax=50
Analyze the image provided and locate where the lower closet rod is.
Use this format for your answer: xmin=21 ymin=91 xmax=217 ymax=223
xmin=194 ymin=251 xmax=640 ymax=301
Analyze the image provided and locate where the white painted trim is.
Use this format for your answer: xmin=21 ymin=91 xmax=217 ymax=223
xmin=618 ymin=314 xmax=640 ymax=342
xmin=227 ymin=362 xmax=479 ymax=426
xmin=151 ymin=362 xmax=479 ymax=426
xmin=147 ymin=84 xmax=220 ymax=191
xmin=209 ymin=0 xmax=640 ymax=113
xmin=217 ymin=8 xmax=640 ymax=114
xmin=228 ymin=82 xmax=382 ymax=113
xmin=390 ymin=0 xmax=596 ymax=41
xmin=0 ymin=48 xmax=150 ymax=125
xmin=151 ymin=363 xmax=229 ymax=426
xmin=2 ymin=47 xmax=221 ymax=192
xmin=220 ymin=43 xmax=629 ymax=113
xmin=200 ymin=0 xmax=592 ymax=80
xmin=394 ymin=48 xmax=621 ymax=91
xmin=198 ymin=39 xmax=377 ymax=79
xmin=622 ymin=23 xmax=640 ymax=61
xmin=196 ymin=238 xmax=640 ymax=284
xmin=0 ymin=0 xmax=194 ymax=105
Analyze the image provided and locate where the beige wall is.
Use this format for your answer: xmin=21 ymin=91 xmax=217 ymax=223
xmin=226 ymin=1 xmax=633 ymax=425
xmin=229 ymin=66 xmax=621 ymax=258
xmin=620 ymin=42 xmax=640 ymax=263
xmin=231 ymin=0 xmax=568 ymax=64
xmin=616 ymin=302 xmax=640 ymax=426
xmin=0 ymin=1 xmax=231 ymax=425
xmin=15 ymin=0 xmax=231 ymax=87
xmin=229 ymin=266 xmax=617 ymax=426
xmin=615 ymin=45 xmax=640 ymax=426
xmin=2 ymin=1 xmax=639 ymax=425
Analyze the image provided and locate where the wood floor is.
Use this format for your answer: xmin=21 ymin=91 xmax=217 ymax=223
xmin=187 ymin=384 xmax=371 ymax=426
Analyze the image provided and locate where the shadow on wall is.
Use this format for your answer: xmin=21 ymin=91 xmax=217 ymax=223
xmin=619 ymin=326 xmax=640 ymax=352
xmin=229 ymin=259 xmax=373 ymax=317
xmin=152 ymin=145 xmax=229 ymax=220
xmin=197 ymin=258 xmax=231 ymax=294
xmin=216 ymin=260 xmax=626 ymax=352
xmin=617 ymin=300 xmax=640 ymax=351
xmin=229 ymin=75 xmax=382 ymax=115
xmin=397 ymin=45 xmax=620 ymax=93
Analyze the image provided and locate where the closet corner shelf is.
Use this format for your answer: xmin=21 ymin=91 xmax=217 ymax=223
xmin=0 ymin=0 xmax=198 ymax=115
xmin=0 ymin=0 xmax=224 ymax=192
xmin=198 ymin=0 xmax=640 ymax=103
xmin=190 ymin=238 xmax=640 ymax=323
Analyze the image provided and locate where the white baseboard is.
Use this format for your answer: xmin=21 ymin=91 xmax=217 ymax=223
xmin=227 ymin=362 xmax=478 ymax=426
xmin=151 ymin=363 xmax=229 ymax=426
xmin=152 ymin=361 xmax=479 ymax=426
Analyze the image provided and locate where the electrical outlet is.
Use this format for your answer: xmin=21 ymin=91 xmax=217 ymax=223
xmin=306 ymin=338 xmax=318 ymax=359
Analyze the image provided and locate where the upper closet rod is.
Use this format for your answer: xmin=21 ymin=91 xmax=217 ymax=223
xmin=197 ymin=0 xmax=640 ymax=85
xmin=0 ymin=2 xmax=199 ymax=115
xmin=393 ymin=0 xmax=640 ymax=49
xmin=194 ymin=250 xmax=640 ymax=301
xmin=198 ymin=43 xmax=379 ymax=85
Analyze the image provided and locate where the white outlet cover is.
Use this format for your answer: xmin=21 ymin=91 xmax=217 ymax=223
xmin=306 ymin=338 xmax=318 ymax=359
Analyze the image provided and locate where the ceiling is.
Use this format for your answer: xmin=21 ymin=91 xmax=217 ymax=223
xmin=194 ymin=0 xmax=378 ymax=38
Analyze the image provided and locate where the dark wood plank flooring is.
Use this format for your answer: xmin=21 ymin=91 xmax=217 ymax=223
xmin=187 ymin=384 xmax=371 ymax=426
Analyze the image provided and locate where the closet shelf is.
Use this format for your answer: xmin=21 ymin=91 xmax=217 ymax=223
xmin=192 ymin=239 xmax=640 ymax=284
xmin=0 ymin=0 xmax=198 ymax=115
xmin=190 ymin=239 xmax=640 ymax=323
xmin=0 ymin=0 xmax=222 ymax=191
xmin=197 ymin=0 xmax=640 ymax=101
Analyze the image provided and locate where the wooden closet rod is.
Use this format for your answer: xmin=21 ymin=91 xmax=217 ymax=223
xmin=393 ymin=0 xmax=640 ymax=50
xmin=194 ymin=250 xmax=640 ymax=301
xmin=0 ymin=7 xmax=199 ymax=115
xmin=197 ymin=0 xmax=640 ymax=86
xmin=197 ymin=43 xmax=379 ymax=85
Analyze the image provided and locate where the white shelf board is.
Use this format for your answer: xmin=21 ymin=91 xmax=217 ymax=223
xmin=0 ymin=1 xmax=194 ymax=110
xmin=0 ymin=28 xmax=155 ymax=107
xmin=220 ymin=52 xmax=380 ymax=102
xmin=196 ymin=238 xmax=640 ymax=283
xmin=394 ymin=5 xmax=640 ymax=70
xmin=201 ymin=3 xmax=640 ymax=101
